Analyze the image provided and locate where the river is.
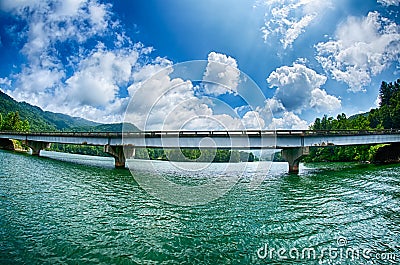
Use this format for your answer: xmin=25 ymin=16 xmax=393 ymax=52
xmin=0 ymin=150 xmax=399 ymax=264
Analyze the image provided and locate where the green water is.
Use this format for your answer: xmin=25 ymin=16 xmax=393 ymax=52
xmin=0 ymin=150 xmax=399 ymax=264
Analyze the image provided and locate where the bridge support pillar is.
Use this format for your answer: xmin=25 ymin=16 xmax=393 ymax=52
xmin=23 ymin=140 xmax=51 ymax=156
xmin=281 ymin=147 xmax=309 ymax=174
xmin=104 ymin=145 xmax=135 ymax=168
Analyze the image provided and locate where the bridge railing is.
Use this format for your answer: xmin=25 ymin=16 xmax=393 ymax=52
xmin=1 ymin=129 xmax=400 ymax=137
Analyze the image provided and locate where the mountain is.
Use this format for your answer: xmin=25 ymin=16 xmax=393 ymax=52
xmin=0 ymin=90 xmax=140 ymax=132
xmin=348 ymin=112 xmax=370 ymax=120
xmin=90 ymin=123 xmax=140 ymax=132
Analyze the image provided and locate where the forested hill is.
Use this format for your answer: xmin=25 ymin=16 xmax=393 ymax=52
xmin=306 ymin=79 xmax=400 ymax=163
xmin=0 ymin=90 xmax=139 ymax=132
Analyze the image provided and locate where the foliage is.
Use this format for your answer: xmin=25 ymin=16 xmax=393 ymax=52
xmin=0 ymin=111 xmax=30 ymax=132
xmin=50 ymin=143 xmax=106 ymax=156
xmin=0 ymin=90 xmax=98 ymax=131
xmin=134 ymin=148 xmax=256 ymax=162
xmin=307 ymin=78 xmax=400 ymax=162
xmin=368 ymin=79 xmax=400 ymax=129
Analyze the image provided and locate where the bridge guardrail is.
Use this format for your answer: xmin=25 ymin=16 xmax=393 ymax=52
xmin=1 ymin=129 xmax=400 ymax=138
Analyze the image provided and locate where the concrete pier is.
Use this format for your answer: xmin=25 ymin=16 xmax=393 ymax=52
xmin=104 ymin=145 xmax=135 ymax=168
xmin=23 ymin=140 xmax=51 ymax=156
xmin=281 ymin=147 xmax=310 ymax=174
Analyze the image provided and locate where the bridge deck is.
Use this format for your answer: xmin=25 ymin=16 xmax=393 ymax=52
xmin=1 ymin=129 xmax=400 ymax=137
xmin=1 ymin=130 xmax=400 ymax=149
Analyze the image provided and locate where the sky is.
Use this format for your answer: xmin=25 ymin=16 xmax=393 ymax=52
xmin=0 ymin=0 xmax=399 ymax=130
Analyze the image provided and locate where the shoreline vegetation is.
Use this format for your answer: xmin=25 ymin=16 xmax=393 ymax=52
xmin=1 ymin=79 xmax=400 ymax=164
xmin=49 ymin=144 xmax=259 ymax=163
xmin=304 ymin=79 xmax=400 ymax=164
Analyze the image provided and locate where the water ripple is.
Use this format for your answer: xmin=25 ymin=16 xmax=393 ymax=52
xmin=0 ymin=151 xmax=399 ymax=264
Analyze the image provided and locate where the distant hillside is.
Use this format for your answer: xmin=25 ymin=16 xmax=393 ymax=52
xmin=348 ymin=112 xmax=369 ymax=120
xmin=0 ymin=90 xmax=139 ymax=132
xmin=87 ymin=123 xmax=140 ymax=132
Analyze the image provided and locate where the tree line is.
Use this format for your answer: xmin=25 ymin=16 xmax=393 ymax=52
xmin=0 ymin=110 xmax=258 ymax=162
xmin=135 ymin=148 xmax=257 ymax=162
xmin=306 ymin=79 xmax=400 ymax=162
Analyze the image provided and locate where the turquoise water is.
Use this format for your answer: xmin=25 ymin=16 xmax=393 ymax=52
xmin=0 ymin=150 xmax=399 ymax=264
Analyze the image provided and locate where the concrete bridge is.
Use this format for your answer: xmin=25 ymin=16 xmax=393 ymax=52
xmin=1 ymin=130 xmax=400 ymax=173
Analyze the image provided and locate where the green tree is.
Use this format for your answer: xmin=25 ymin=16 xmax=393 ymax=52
xmin=1 ymin=111 xmax=30 ymax=132
xmin=379 ymin=81 xmax=391 ymax=107
xmin=21 ymin=120 xmax=30 ymax=132
xmin=313 ymin=118 xmax=321 ymax=130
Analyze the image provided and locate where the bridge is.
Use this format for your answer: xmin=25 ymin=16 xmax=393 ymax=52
xmin=1 ymin=130 xmax=400 ymax=173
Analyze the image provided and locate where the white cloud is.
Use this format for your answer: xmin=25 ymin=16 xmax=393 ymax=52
xmin=0 ymin=0 xmax=141 ymax=123
xmin=257 ymin=0 xmax=332 ymax=49
xmin=264 ymin=98 xmax=285 ymax=113
xmin=268 ymin=111 xmax=309 ymax=130
xmin=0 ymin=0 xmax=42 ymax=11
xmin=262 ymin=63 xmax=340 ymax=129
xmin=242 ymin=111 xmax=265 ymax=129
xmin=267 ymin=63 xmax=341 ymax=113
xmin=0 ymin=77 xmax=11 ymax=86
xmin=310 ymin=88 xmax=341 ymax=112
xmin=251 ymin=95 xmax=309 ymax=130
xmin=124 ymin=53 xmax=272 ymax=131
xmin=374 ymin=95 xmax=381 ymax=107
xmin=315 ymin=11 xmax=400 ymax=92
xmin=3 ymin=0 xmax=112 ymax=63
xmin=0 ymin=1 xmax=315 ymax=130
xmin=203 ymin=52 xmax=240 ymax=96
xmin=377 ymin=0 xmax=400 ymax=6
xmin=125 ymin=66 xmax=249 ymax=131
xmin=64 ymin=44 xmax=139 ymax=107
xmin=1 ymin=0 xmax=268 ymax=129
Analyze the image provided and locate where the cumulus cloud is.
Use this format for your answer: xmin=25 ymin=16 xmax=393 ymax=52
xmin=241 ymin=111 xmax=265 ymax=129
xmin=2 ymin=0 xmax=111 ymax=52
xmin=264 ymin=98 xmax=285 ymax=113
xmin=261 ymin=63 xmax=341 ymax=129
xmin=0 ymin=1 xmax=310 ymax=130
xmin=310 ymin=88 xmax=341 ymax=112
xmin=251 ymin=96 xmax=308 ymax=130
xmin=257 ymin=0 xmax=332 ymax=49
xmin=125 ymin=66 xmax=250 ymax=131
xmin=268 ymin=111 xmax=309 ymax=130
xmin=124 ymin=52 xmax=271 ymax=131
xmin=0 ymin=77 xmax=11 ymax=86
xmin=315 ymin=11 xmax=400 ymax=92
xmin=1 ymin=0 xmax=266 ymax=130
xmin=202 ymin=52 xmax=240 ymax=96
xmin=377 ymin=0 xmax=400 ymax=6
xmin=64 ymin=44 xmax=139 ymax=107
xmin=267 ymin=63 xmax=341 ymax=113
xmin=0 ymin=0 xmax=145 ymax=123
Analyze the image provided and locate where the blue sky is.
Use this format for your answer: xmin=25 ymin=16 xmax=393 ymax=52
xmin=0 ymin=0 xmax=399 ymax=130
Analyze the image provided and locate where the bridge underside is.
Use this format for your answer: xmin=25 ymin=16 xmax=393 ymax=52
xmin=0 ymin=138 xmax=15 ymax=150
